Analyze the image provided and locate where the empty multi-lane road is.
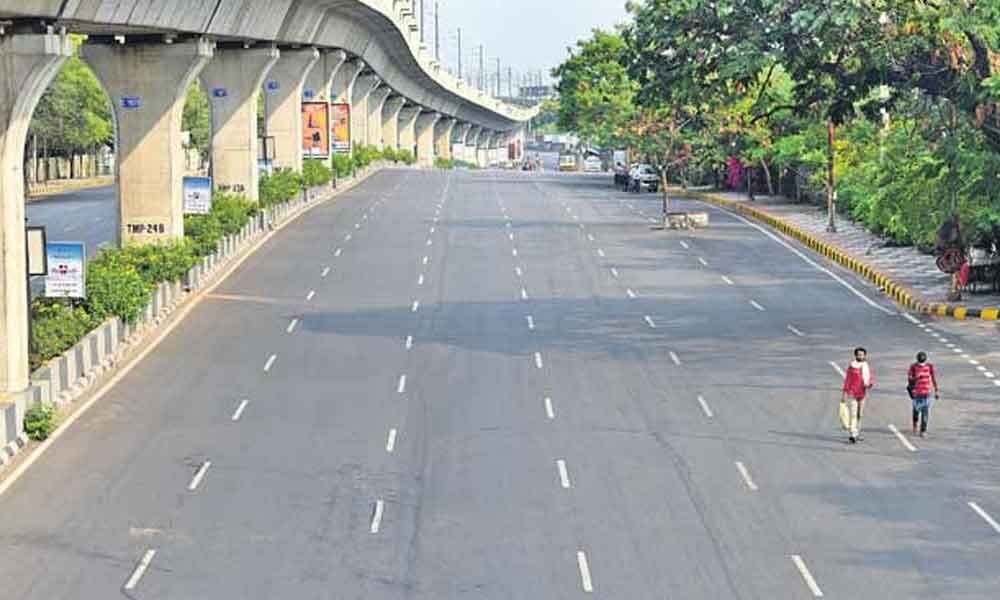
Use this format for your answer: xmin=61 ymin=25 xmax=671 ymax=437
xmin=2 ymin=168 xmax=999 ymax=598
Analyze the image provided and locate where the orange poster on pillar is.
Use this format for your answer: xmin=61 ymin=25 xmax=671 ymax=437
xmin=330 ymin=103 xmax=351 ymax=153
xmin=302 ymin=102 xmax=330 ymax=157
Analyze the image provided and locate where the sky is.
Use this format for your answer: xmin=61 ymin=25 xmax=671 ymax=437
xmin=417 ymin=0 xmax=630 ymax=89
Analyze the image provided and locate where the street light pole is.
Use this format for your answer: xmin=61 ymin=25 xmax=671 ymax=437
xmin=419 ymin=0 xmax=425 ymax=45
xmin=434 ymin=2 xmax=440 ymax=61
xmin=457 ymin=28 xmax=462 ymax=80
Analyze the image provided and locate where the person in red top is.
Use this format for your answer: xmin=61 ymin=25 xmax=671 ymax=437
xmin=841 ymin=347 xmax=875 ymax=444
xmin=907 ymin=351 xmax=939 ymax=437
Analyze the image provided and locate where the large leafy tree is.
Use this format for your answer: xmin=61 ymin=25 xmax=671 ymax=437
xmin=552 ymin=29 xmax=637 ymax=149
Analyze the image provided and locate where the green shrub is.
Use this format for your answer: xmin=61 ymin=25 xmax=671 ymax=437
xmin=30 ymin=300 xmax=95 ymax=369
xmin=24 ymin=402 xmax=58 ymax=441
xmin=184 ymin=191 xmax=255 ymax=256
xmin=212 ymin=192 xmax=255 ymax=236
xmin=108 ymin=242 xmax=198 ymax=286
xmin=381 ymin=147 xmax=398 ymax=162
xmin=351 ymin=144 xmax=381 ymax=170
xmin=85 ymin=256 xmax=152 ymax=324
xmin=453 ymin=159 xmax=479 ymax=170
xmin=184 ymin=213 xmax=224 ymax=256
xmin=259 ymin=169 xmax=302 ymax=207
xmin=332 ymin=153 xmax=353 ymax=178
xmin=434 ymin=157 xmax=455 ymax=170
xmin=303 ymin=159 xmax=333 ymax=187
xmin=396 ymin=149 xmax=415 ymax=165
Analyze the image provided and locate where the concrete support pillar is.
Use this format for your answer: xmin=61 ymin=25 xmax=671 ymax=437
xmin=0 ymin=29 xmax=72 ymax=395
xmin=476 ymin=129 xmax=493 ymax=167
xmin=330 ymin=59 xmax=363 ymax=154
xmin=200 ymin=45 xmax=279 ymax=203
xmin=303 ymin=49 xmax=346 ymax=102
xmin=466 ymin=126 xmax=482 ymax=164
xmin=415 ymin=112 xmax=441 ymax=168
xmin=398 ymin=106 xmax=420 ymax=157
xmin=366 ymin=86 xmax=392 ymax=149
xmin=451 ymin=122 xmax=472 ymax=162
xmin=434 ymin=118 xmax=456 ymax=161
xmin=83 ymin=38 xmax=214 ymax=244
xmin=350 ymin=74 xmax=380 ymax=150
xmin=382 ymin=96 xmax=406 ymax=151
xmin=262 ymin=48 xmax=319 ymax=172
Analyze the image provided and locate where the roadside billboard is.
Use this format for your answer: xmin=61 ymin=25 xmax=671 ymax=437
xmin=302 ymin=102 xmax=330 ymax=158
xmin=182 ymin=176 xmax=212 ymax=215
xmin=44 ymin=242 xmax=86 ymax=299
xmin=330 ymin=103 xmax=351 ymax=153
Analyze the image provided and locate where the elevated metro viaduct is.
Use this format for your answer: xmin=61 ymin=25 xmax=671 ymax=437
xmin=0 ymin=1 xmax=533 ymax=410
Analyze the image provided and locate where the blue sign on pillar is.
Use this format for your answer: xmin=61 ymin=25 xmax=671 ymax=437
xmin=212 ymin=88 xmax=229 ymax=98
xmin=303 ymin=88 xmax=316 ymax=100
xmin=266 ymin=80 xmax=280 ymax=93
xmin=120 ymin=96 xmax=142 ymax=109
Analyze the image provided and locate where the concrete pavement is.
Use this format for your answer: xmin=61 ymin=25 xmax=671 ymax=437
xmin=1 ymin=168 xmax=998 ymax=598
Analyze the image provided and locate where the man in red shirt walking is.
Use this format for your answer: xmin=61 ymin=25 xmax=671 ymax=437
xmin=841 ymin=347 xmax=875 ymax=444
xmin=908 ymin=351 xmax=939 ymax=437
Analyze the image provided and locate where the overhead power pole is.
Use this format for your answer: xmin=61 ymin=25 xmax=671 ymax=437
xmin=457 ymin=28 xmax=462 ymax=80
xmin=434 ymin=2 xmax=440 ymax=61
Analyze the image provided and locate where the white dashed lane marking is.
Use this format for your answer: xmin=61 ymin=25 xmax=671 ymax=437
xmin=306 ymin=290 xmax=316 ymax=301
xmin=644 ymin=315 xmax=657 ymax=329
xmin=231 ymin=399 xmax=249 ymax=421
xmin=386 ymin=428 xmax=397 ymax=453
xmin=829 ymin=362 xmax=845 ymax=377
xmin=405 ymin=335 xmax=413 ymax=350
xmin=968 ymin=501 xmax=1000 ymax=534
xmin=321 ymin=267 xmax=330 ymax=277
xmin=680 ymin=241 xmax=689 ymax=249
xmin=286 ymin=318 xmax=299 ymax=334
xmin=263 ymin=354 xmax=277 ymax=372
xmin=626 ymin=288 xmax=637 ymax=299
xmin=735 ymin=461 xmax=759 ymax=491
xmin=791 ymin=555 xmax=824 ymax=597
xmin=577 ymin=551 xmax=594 ymax=593
xmin=698 ymin=257 xmax=708 ymax=267
xmin=721 ymin=275 xmax=734 ymax=285
xmin=888 ymin=423 xmax=918 ymax=452
xmin=534 ymin=352 xmax=544 ymax=369
xmin=697 ymin=395 xmax=714 ymax=418
xmin=787 ymin=325 xmax=805 ymax=337
xmin=544 ymin=397 xmax=555 ymax=420
xmin=370 ymin=500 xmax=385 ymax=533
xmin=556 ymin=460 xmax=571 ymax=488
xmin=397 ymin=375 xmax=407 ymax=394
xmin=749 ymin=300 xmax=766 ymax=312
xmin=124 ymin=549 xmax=157 ymax=592
xmin=526 ymin=315 xmax=535 ymax=330
xmin=669 ymin=352 xmax=681 ymax=366
xmin=187 ymin=460 xmax=212 ymax=491
xmin=411 ymin=300 xmax=420 ymax=313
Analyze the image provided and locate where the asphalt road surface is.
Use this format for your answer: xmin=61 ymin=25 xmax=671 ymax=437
xmin=26 ymin=184 xmax=119 ymax=259
xmin=2 ymin=168 xmax=999 ymax=598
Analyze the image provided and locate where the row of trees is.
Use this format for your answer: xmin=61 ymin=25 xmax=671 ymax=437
xmin=554 ymin=1 xmax=1000 ymax=249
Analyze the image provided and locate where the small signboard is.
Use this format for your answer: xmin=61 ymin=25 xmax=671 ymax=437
xmin=26 ymin=226 xmax=47 ymax=277
xmin=212 ymin=88 xmax=229 ymax=98
xmin=302 ymin=102 xmax=330 ymax=158
xmin=45 ymin=242 xmax=86 ymax=299
xmin=183 ymin=176 xmax=213 ymax=215
xmin=266 ymin=80 xmax=280 ymax=93
xmin=330 ymin=103 xmax=351 ymax=153
xmin=121 ymin=96 xmax=142 ymax=109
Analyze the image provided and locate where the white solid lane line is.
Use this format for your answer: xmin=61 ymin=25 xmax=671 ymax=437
xmin=411 ymin=300 xmax=420 ymax=313
xmin=534 ymin=352 xmax=544 ymax=369
xmin=556 ymin=460 xmax=571 ymax=488
xmin=577 ymin=551 xmax=594 ymax=593
xmin=680 ymin=241 xmax=690 ymax=249
xmin=968 ymin=501 xmax=1000 ymax=534
xmin=902 ymin=313 xmax=921 ymax=324
xmin=706 ymin=202 xmax=895 ymax=315
xmin=750 ymin=300 xmax=766 ymax=312
xmin=306 ymin=290 xmax=316 ymax=301
xmin=888 ymin=423 xmax=918 ymax=452
xmin=669 ymin=351 xmax=681 ymax=366
xmin=397 ymin=375 xmax=407 ymax=394
xmin=698 ymin=257 xmax=708 ymax=267
xmin=626 ymin=288 xmax=637 ymax=299
xmin=286 ymin=318 xmax=299 ymax=334
xmin=829 ymin=361 xmax=845 ymax=377
xmin=644 ymin=315 xmax=657 ymax=329
xmin=386 ymin=428 xmax=397 ymax=453
xmin=735 ymin=461 xmax=759 ymax=491
xmin=697 ymin=395 xmax=714 ymax=418
xmin=791 ymin=555 xmax=824 ymax=597
xmin=264 ymin=354 xmax=277 ymax=372
xmin=545 ymin=397 xmax=555 ymax=420
xmin=334 ymin=248 xmax=342 ymax=257
xmin=721 ymin=275 xmax=734 ymax=285
xmin=188 ymin=460 xmax=212 ymax=491
xmin=124 ymin=549 xmax=157 ymax=591
xmin=787 ymin=324 xmax=805 ymax=337
xmin=526 ymin=315 xmax=535 ymax=330
xmin=370 ymin=500 xmax=385 ymax=533
xmin=405 ymin=335 xmax=413 ymax=350
xmin=321 ymin=267 xmax=330 ymax=277
xmin=231 ymin=399 xmax=249 ymax=421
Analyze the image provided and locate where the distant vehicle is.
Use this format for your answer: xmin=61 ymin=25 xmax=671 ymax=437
xmin=628 ymin=164 xmax=660 ymax=192
xmin=583 ymin=156 xmax=602 ymax=172
xmin=558 ymin=154 xmax=577 ymax=172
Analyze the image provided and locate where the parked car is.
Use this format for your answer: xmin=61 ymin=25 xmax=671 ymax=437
xmin=583 ymin=156 xmax=602 ymax=172
xmin=628 ymin=164 xmax=660 ymax=192
xmin=558 ymin=153 xmax=577 ymax=172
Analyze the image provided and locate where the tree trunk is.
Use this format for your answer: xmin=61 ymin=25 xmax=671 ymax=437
xmin=826 ymin=119 xmax=837 ymax=232
xmin=746 ymin=164 xmax=754 ymax=201
xmin=761 ymin=158 xmax=775 ymax=197
xmin=42 ymin=138 xmax=49 ymax=182
xmin=70 ymin=153 xmax=76 ymax=179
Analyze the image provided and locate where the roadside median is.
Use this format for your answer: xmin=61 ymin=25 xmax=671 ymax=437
xmin=676 ymin=188 xmax=1000 ymax=322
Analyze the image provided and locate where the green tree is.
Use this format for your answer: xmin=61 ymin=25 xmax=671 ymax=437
xmin=183 ymin=82 xmax=211 ymax=159
xmin=552 ymin=29 xmax=637 ymax=149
